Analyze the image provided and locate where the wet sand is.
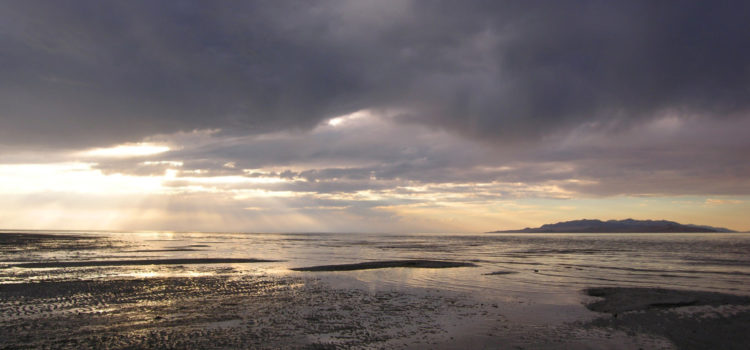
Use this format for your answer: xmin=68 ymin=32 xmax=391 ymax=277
xmin=583 ymin=287 xmax=750 ymax=349
xmin=8 ymin=275 xmax=746 ymax=349
xmin=584 ymin=287 xmax=750 ymax=313
xmin=0 ymin=275 xmax=492 ymax=349
xmin=0 ymin=234 xmax=492 ymax=348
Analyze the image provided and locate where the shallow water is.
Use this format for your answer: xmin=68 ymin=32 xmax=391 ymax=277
xmin=3 ymin=230 xmax=749 ymax=297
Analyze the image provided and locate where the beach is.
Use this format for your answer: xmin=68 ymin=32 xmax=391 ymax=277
xmin=2 ymin=231 xmax=749 ymax=349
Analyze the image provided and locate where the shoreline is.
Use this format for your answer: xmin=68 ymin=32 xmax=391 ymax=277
xmin=2 ymin=231 xmax=750 ymax=348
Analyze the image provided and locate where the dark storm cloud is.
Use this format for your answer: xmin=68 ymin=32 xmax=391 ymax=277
xmin=2 ymin=1 xmax=749 ymax=148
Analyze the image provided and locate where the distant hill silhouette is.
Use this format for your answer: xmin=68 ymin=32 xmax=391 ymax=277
xmin=490 ymin=219 xmax=735 ymax=233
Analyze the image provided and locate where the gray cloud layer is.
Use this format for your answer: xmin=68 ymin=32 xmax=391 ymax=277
xmin=2 ymin=1 xmax=750 ymax=148
xmin=84 ymin=112 xmax=749 ymax=197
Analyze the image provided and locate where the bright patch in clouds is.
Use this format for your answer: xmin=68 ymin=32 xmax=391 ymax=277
xmin=82 ymin=143 xmax=171 ymax=158
xmin=0 ymin=163 xmax=162 ymax=195
xmin=327 ymin=110 xmax=372 ymax=127
xmin=704 ymin=198 xmax=744 ymax=206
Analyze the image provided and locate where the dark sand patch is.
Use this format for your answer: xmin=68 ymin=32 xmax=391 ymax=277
xmin=0 ymin=232 xmax=87 ymax=243
xmin=290 ymin=259 xmax=476 ymax=272
xmin=0 ymin=232 xmax=121 ymax=253
xmin=0 ymin=232 xmax=128 ymax=264
xmin=584 ymin=287 xmax=750 ymax=314
xmin=483 ymin=270 xmax=518 ymax=276
xmin=583 ymin=287 xmax=750 ymax=349
xmin=125 ymin=248 xmax=203 ymax=253
xmin=14 ymin=258 xmax=279 ymax=268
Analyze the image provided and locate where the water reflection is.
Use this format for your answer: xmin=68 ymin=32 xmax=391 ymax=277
xmin=3 ymin=231 xmax=750 ymax=301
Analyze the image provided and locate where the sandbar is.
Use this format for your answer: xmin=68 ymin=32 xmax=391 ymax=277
xmin=483 ymin=270 xmax=517 ymax=276
xmin=290 ymin=259 xmax=476 ymax=271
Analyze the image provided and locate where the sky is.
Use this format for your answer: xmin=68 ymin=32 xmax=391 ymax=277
xmin=1 ymin=1 xmax=749 ymax=232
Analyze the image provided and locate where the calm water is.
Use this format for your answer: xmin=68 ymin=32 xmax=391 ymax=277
xmin=3 ymin=231 xmax=749 ymax=301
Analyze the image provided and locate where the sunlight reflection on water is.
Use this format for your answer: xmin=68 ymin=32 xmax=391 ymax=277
xmin=3 ymin=231 xmax=750 ymax=302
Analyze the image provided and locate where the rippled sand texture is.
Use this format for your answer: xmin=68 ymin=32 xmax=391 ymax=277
xmin=0 ymin=233 xmax=495 ymax=349
xmin=0 ymin=275 xmax=493 ymax=349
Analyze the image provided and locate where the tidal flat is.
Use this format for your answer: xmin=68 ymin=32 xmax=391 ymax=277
xmin=2 ymin=231 xmax=750 ymax=349
xmin=0 ymin=275 xmax=491 ymax=349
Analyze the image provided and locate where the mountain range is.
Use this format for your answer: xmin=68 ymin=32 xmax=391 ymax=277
xmin=489 ymin=219 xmax=735 ymax=233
